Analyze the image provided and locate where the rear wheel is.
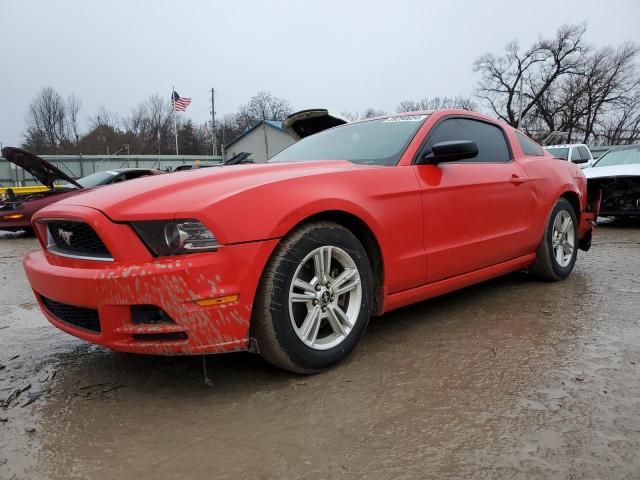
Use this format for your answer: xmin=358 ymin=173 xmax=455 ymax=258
xmin=530 ymin=198 xmax=578 ymax=281
xmin=252 ymin=221 xmax=373 ymax=374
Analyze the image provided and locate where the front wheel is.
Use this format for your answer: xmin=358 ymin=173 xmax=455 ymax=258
xmin=251 ymin=221 xmax=373 ymax=374
xmin=530 ymin=198 xmax=578 ymax=281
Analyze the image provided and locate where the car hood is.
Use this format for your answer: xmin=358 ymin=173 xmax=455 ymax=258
xmin=582 ymin=163 xmax=640 ymax=179
xmin=52 ymin=160 xmax=365 ymax=221
xmin=1 ymin=147 xmax=83 ymax=189
xmin=283 ymin=109 xmax=348 ymax=140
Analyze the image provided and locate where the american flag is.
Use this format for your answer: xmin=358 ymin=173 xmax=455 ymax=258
xmin=172 ymin=91 xmax=192 ymax=112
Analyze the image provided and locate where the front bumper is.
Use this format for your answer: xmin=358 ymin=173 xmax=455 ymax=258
xmin=578 ymin=211 xmax=596 ymax=252
xmin=24 ymin=206 xmax=278 ymax=355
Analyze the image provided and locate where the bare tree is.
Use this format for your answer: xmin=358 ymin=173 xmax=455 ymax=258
xmin=396 ymin=96 xmax=476 ymax=112
xmin=596 ymin=83 xmax=640 ymax=144
xmin=89 ymin=106 xmax=121 ymax=131
xmin=523 ymin=41 xmax=639 ymax=143
xmin=236 ymin=91 xmax=293 ymax=131
xmin=125 ymin=94 xmax=174 ymax=153
xmin=24 ymin=86 xmax=68 ymax=152
xmin=66 ymin=93 xmax=82 ymax=144
xmin=217 ymin=113 xmax=242 ymax=148
xmin=474 ymin=24 xmax=587 ymax=127
xmin=577 ymin=43 xmax=639 ymax=143
xmin=338 ymin=110 xmax=388 ymax=121
xmin=362 ymin=108 xmax=387 ymax=118
xmin=216 ymin=91 xmax=294 ymax=148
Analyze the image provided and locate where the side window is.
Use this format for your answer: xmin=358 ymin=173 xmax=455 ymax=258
xmin=569 ymin=148 xmax=581 ymax=162
xmin=516 ymin=131 xmax=544 ymax=156
xmin=422 ymin=118 xmax=511 ymax=163
xmin=577 ymin=146 xmax=590 ymax=160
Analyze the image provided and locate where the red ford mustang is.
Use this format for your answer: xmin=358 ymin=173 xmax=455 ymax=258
xmin=22 ymin=110 xmax=596 ymax=373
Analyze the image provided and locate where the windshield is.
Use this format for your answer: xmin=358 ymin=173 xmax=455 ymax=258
xmin=269 ymin=115 xmax=428 ymax=166
xmin=63 ymin=170 xmax=119 ymax=188
xmin=593 ymin=146 xmax=640 ymax=167
xmin=546 ymin=147 xmax=569 ymax=160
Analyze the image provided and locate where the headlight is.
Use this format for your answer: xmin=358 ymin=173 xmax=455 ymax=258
xmin=131 ymin=220 xmax=219 ymax=256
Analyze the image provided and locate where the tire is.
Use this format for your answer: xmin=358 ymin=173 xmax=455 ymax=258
xmin=251 ymin=221 xmax=373 ymax=374
xmin=530 ymin=198 xmax=578 ymax=282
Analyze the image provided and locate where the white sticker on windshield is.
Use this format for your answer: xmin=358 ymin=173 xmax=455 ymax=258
xmin=383 ymin=115 xmax=427 ymax=122
xmin=106 ymin=170 xmax=118 ymax=175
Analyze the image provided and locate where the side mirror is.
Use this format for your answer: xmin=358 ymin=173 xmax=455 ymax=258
xmin=419 ymin=140 xmax=479 ymax=164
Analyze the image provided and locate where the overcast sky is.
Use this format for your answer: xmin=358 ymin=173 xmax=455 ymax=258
xmin=1 ymin=0 xmax=639 ymax=147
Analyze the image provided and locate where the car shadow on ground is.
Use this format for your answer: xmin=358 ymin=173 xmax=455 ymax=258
xmin=597 ymin=217 xmax=640 ymax=228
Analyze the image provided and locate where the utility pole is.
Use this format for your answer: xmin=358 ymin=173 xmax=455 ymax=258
xmin=210 ymin=88 xmax=217 ymax=157
xmin=517 ymin=75 xmax=524 ymax=129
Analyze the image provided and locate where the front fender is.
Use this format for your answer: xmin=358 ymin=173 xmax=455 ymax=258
xmin=178 ymin=166 xmax=426 ymax=294
xmin=267 ymin=197 xmax=386 ymax=244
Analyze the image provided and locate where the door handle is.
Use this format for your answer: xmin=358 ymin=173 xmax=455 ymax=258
xmin=509 ymin=175 xmax=529 ymax=185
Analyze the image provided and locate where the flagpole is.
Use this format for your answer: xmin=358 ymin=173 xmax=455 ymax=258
xmin=172 ymin=86 xmax=179 ymax=155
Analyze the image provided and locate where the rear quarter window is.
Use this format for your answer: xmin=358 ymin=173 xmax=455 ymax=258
xmin=516 ymin=131 xmax=544 ymax=156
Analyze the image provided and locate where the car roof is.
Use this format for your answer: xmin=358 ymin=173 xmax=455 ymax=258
xmin=350 ymin=109 xmax=508 ymax=127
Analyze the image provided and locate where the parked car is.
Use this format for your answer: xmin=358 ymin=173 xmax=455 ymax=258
xmin=582 ymin=144 xmax=640 ymax=219
xmin=543 ymin=143 xmax=594 ymax=168
xmin=172 ymin=164 xmax=216 ymax=171
xmin=0 ymin=147 xmax=163 ymax=232
xmin=589 ymin=145 xmax=613 ymax=160
xmin=22 ymin=110 xmax=596 ymax=373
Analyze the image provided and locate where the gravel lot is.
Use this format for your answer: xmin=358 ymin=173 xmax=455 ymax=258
xmin=1 ymin=222 xmax=639 ymax=479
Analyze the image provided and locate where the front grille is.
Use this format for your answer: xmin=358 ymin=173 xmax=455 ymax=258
xmin=40 ymin=295 xmax=101 ymax=333
xmin=47 ymin=221 xmax=112 ymax=260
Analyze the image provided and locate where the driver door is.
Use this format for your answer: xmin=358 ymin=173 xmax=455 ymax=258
xmin=413 ymin=117 xmax=536 ymax=283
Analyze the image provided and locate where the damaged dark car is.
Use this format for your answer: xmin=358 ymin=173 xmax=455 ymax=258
xmin=1 ymin=147 xmax=163 ymax=232
xmin=583 ymin=144 xmax=640 ymax=220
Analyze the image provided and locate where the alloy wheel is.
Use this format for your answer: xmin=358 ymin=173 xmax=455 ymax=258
xmin=551 ymin=210 xmax=575 ymax=267
xmin=288 ymin=246 xmax=362 ymax=350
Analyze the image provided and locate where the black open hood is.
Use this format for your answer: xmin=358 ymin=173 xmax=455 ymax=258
xmin=283 ymin=109 xmax=348 ymax=140
xmin=1 ymin=147 xmax=82 ymax=189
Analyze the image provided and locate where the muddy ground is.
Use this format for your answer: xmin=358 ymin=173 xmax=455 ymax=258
xmin=1 ymin=223 xmax=639 ymax=479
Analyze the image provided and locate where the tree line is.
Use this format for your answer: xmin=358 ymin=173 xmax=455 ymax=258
xmin=22 ymin=89 xmax=294 ymax=156
xmin=19 ymin=88 xmax=479 ymax=156
xmin=474 ymin=24 xmax=640 ymax=144
xmin=19 ymin=23 xmax=640 ymax=155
